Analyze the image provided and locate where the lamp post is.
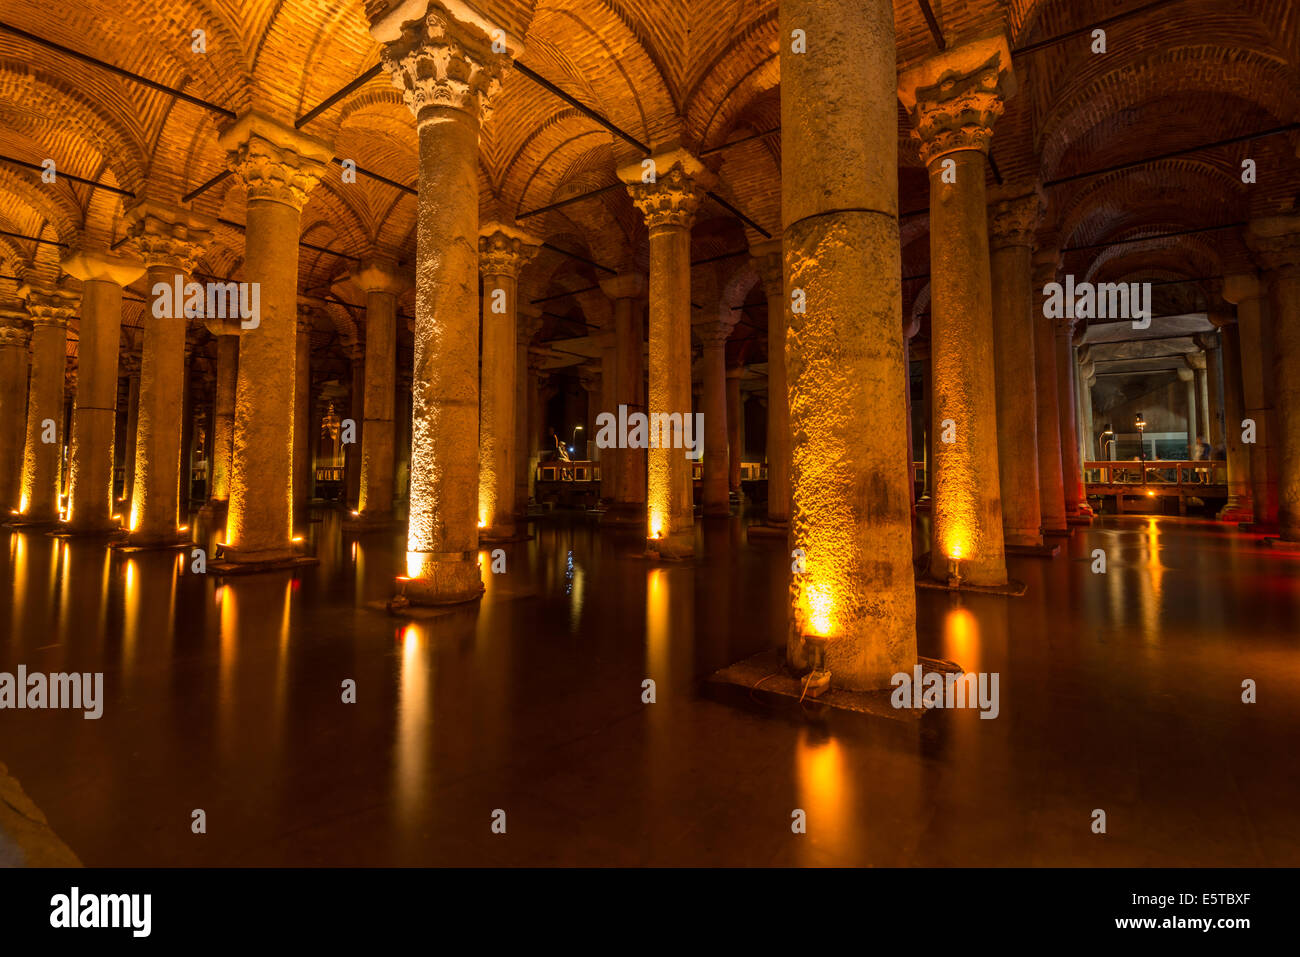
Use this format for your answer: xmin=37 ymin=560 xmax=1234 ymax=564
xmin=571 ymin=424 xmax=583 ymax=458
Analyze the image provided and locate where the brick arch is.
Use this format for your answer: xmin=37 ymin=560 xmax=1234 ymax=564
xmin=684 ymin=10 xmax=778 ymax=148
xmin=0 ymin=168 xmax=82 ymax=246
xmin=1081 ymin=233 xmax=1223 ymax=288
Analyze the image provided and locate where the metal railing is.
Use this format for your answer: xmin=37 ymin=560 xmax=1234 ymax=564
xmin=1084 ymin=459 xmax=1227 ymax=489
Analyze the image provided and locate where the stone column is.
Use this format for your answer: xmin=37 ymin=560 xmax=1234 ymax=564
xmin=727 ymin=365 xmax=743 ymax=496
xmin=293 ymin=309 xmax=313 ymax=519
xmin=204 ymin=329 xmax=239 ymax=509
xmin=1057 ymin=321 xmax=1086 ymax=515
xmin=751 ymin=241 xmax=789 ymax=528
xmin=346 ymin=348 xmax=364 ymax=509
xmin=60 ymin=250 xmax=144 ymax=535
xmin=1032 ymin=250 xmax=1067 ymax=532
xmin=0 ymin=304 xmax=31 ymax=514
xmin=523 ymin=344 xmax=544 ymax=510
xmin=782 ymin=0 xmax=916 ymax=687
xmin=120 ymin=368 xmax=140 ymax=510
xmin=1246 ymin=216 xmax=1300 ymax=540
xmin=375 ymin=2 xmax=510 ymax=603
xmin=514 ymin=313 xmax=541 ymax=515
xmin=1178 ymin=365 xmax=1197 ymax=458
xmin=597 ymin=330 xmax=618 ymax=502
xmin=1213 ymin=316 xmax=1252 ymax=520
xmin=123 ymin=200 xmax=212 ymax=544
xmin=217 ymin=111 xmax=330 ymax=564
xmin=988 ymin=189 xmax=1042 ymax=546
xmin=351 ymin=257 xmax=405 ymax=524
xmin=598 ymin=273 xmax=647 ymax=524
xmin=478 ymin=224 xmax=538 ymax=540
xmin=698 ymin=320 xmax=731 ymax=517
xmin=1222 ymin=271 xmax=1277 ymax=525
xmin=1189 ymin=351 xmax=1213 ymax=450
xmin=1079 ymin=354 xmax=1096 ymax=465
xmin=620 ymin=151 xmax=715 ymax=558
xmin=900 ymin=33 xmax=1014 ymax=585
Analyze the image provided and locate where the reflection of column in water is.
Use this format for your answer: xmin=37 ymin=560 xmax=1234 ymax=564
xmin=795 ymin=727 xmax=847 ymax=865
xmin=394 ymin=623 xmax=431 ymax=836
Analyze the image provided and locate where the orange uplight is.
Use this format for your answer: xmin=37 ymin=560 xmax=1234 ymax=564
xmin=805 ymin=582 xmax=834 ymax=638
xmin=178 ymin=525 xmax=189 ymax=532
xmin=949 ymin=543 xmax=963 ymax=561
xmin=351 ymin=510 xmax=359 ymax=517
xmin=649 ymin=513 xmax=664 ymax=540
xmin=292 ymin=535 xmax=304 ymax=543
xmin=1146 ymin=490 xmax=1155 ymax=497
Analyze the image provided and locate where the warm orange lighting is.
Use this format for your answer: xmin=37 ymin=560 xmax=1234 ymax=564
xmin=648 ymin=512 xmax=664 ymax=540
xmin=805 ymin=582 xmax=834 ymax=637
xmin=1146 ymin=490 xmax=1155 ymax=497
xmin=292 ymin=535 xmax=304 ymax=543
xmin=178 ymin=525 xmax=189 ymax=532
xmin=949 ymin=543 xmax=963 ymax=560
xmin=8 ymin=508 xmax=17 ymax=515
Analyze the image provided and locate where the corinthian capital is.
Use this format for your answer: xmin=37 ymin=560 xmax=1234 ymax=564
xmin=619 ymin=149 xmax=716 ymax=233
xmin=218 ymin=111 xmax=333 ymax=212
xmin=0 ymin=302 xmax=30 ymax=348
xmin=18 ymin=282 xmax=78 ymax=328
xmin=898 ymin=33 xmax=1016 ymax=167
xmin=377 ymin=2 xmax=509 ymax=124
xmin=1245 ymin=214 xmax=1300 ymax=276
xmin=479 ymin=222 xmax=540 ymax=278
xmin=123 ymin=198 xmax=216 ymax=272
xmin=988 ymin=186 xmax=1043 ymax=250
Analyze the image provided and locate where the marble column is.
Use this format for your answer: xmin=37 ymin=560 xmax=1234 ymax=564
xmin=782 ymin=0 xmax=916 ymax=687
xmin=1213 ymin=315 xmax=1252 ymax=520
xmin=0 ymin=304 xmax=31 ymax=515
xmin=1245 ymin=215 xmax=1300 ymax=540
xmin=1222 ymin=272 xmax=1277 ymax=526
xmin=352 ymin=257 xmax=405 ymax=524
xmin=1057 ymin=321 xmax=1086 ymax=516
xmin=727 ymin=365 xmax=743 ymax=496
xmin=204 ymin=328 xmax=239 ymax=509
xmin=61 ymin=250 xmax=144 ymax=535
xmin=478 ymin=224 xmax=538 ymax=540
xmin=375 ymin=2 xmax=510 ymax=603
xmin=123 ymin=200 xmax=212 ymax=545
xmin=597 ymin=273 xmax=647 ymax=525
xmin=1179 ymin=365 xmax=1198 ymax=458
xmin=901 ymin=34 xmax=1014 ymax=585
xmin=217 ymin=111 xmax=330 ymax=564
xmin=620 ymin=150 xmax=714 ymax=559
xmin=346 ymin=348 xmax=364 ymax=509
xmin=120 ymin=368 xmax=139 ymax=509
xmin=988 ymin=189 xmax=1042 ymax=547
xmin=699 ymin=320 xmax=731 ymax=517
xmin=751 ymin=240 xmax=789 ymax=528
xmin=294 ymin=309 xmax=313 ymax=519
xmin=1032 ymin=250 xmax=1067 ymax=533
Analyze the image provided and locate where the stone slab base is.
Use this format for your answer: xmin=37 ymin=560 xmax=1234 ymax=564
xmin=111 ymin=539 xmax=193 ymax=554
xmin=1239 ymin=521 xmax=1280 ymax=534
xmin=208 ymin=554 xmax=320 ymax=576
xmin=1043 ymin=527 xmax=1072 ymax=538
xmin=746 ymin=522 xmax=789 ymax=542
xmin=1066 ymin=514 xmax=1093 ymax=527
xmin=2 ymin=518 xmax=62 ymax=530
xmin=917 ymin=576 xmax=1028 ymax=597
xmin=342 ymin=516 xmax=402 ymax=533
xmin=1263 ymin=537 xmax=1300 ymax=552
xmin=1005 ymin=542 xmax=1061 ymax=558
xmin=478 ymin=528 xmax=534 ymax=544
xmin=50 ymin=527 xmax=127 ymax=541
xmin=0 ymin=759 xmax=81 ymax=867
xmin=707 ymin=648 xmax=968 ymax=722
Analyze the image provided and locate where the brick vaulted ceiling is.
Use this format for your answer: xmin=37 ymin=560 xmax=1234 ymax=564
xmin=0 ymin=0 xmax=1297 ymax=375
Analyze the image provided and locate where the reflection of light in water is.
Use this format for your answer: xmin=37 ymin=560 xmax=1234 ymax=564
xmin=123 ymin=559 xmax=138 ymax=668
xmin=942 ymin=606 xmax=978 ymax=673
xmin=395 ymin=623 xmax=430 ymax=830
xmin=566 ymin=550 xmax=584 ymax=632
xmin=795 ymin=729 xmax=848 ymax=863
xmin=646 ymin=569 xmax=668 ymax=680
xmin=10 ymin=533 xmax=23 ymax=639
xmin=1139 ymin=518 xmax=1163 ymax=641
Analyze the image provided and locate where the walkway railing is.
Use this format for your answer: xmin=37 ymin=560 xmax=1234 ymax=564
xmin=1084 ymin=460 xmax=1226 ymax=488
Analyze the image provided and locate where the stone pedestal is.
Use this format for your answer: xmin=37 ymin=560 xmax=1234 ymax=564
xmin=699 ymin=320 xmax=731 ymax=517
xmin=620 ymin=150 xmax=714 ymax=559
xmin=781 ymin=0 xmax=916 ymax=688
xmin=61 ymin=250 xmax=145 ymax=535
xmin=0 ymin=305 xmax=31 ymax=515
xmin=478 ymin=224 xmax=538 ymax=540
xmin=1222 ymin=272 xmax=1277 ymax=526
xmin=376 ymin=2 xmax=510 ymax=603
xmin=988 ymin=190 xmax=1042 ymax=547
xmin=598 ymin=273 xmax=647 ymax=525
xmin=217 ymin=110 xmax=331 ymax=565
xmin=900 ymin=33 xmax=1014 ymax=585
xmin=123 ymin=200 xmax=212 ymax=545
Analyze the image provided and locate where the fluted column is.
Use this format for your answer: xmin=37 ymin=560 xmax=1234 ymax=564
xmin=1222 ymin=272 xmax=1277 ymax=526
xmin=598 ymin=273 xmax=647 ymax=525
xmin=988 ymin=190 xmax=1042 ymax=546
xmin=294 ymin=309 xmax=313 ymax=519
xmin=204 ymin=329 xmax=238 ymax=508
xmin=620 ymin=151 xmax=714 ymax=558
xmin=123 ymin=200 xmax=212 ymax=544
xmin=699 ymin=320 xmax=731 ymax=517
xmin=61 ymin=250 xmax=144 ymax=535
xmin=782 ymin=0 xmax=915 ymax=687
xmin=1057 ymin=320 xmax=1086 ymax=515
xmin=1032 ymin=250 xmax=1067 ymax=532
xmin=0 ymin=305 xmax=31 ymax=514
xmin=217 ymin=111 xmax=330 ymax=564
xmin=901 ymin=34 xmax=1013 ymax=585
xmin=1213 ymin=314 xmax=1252 ymax=520
xmin=1246 ymin=216 xmax=1300 ymax=540
xmin=727 ymin=365 xmax=743 ymax=496
xmin=751 ymin=241 xmax=789 ymax=529
xmin=478 ymin=224 xmax=538 ymax=540
xmin=351 ymin=256 xmax=406 ymax=524
xmin=375 ymin=2 xmax=510 ymax=603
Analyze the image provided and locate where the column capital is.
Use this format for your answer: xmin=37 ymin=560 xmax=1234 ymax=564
xmin=18 ymin=282 xmax=78 ymax=328
xmin=376 ymin=1 xmax=511 ymax=125
xmin=618 ymin=149 xmax=716 ymax=232
xmin=1221 ymin=272 xmax=1264 ymax=305
xmin=1245 ymin=214 xmax=1300 ymax=275
xmin=478 ymin=222 xmax=540 ymax=278
xmin=898 ymin=33 xmax=1016 ymax=167
xmin=61 ymin=248 xmax=145 ymax=287
xmin=1031 ymin=247 xmax=1060 ymax=289
xmin=598 ymin=272 xmax=647 ymax=300
xmin=296 ymin=308 xmax=315 ymax=336
xmin=123 ymin=199 xmax=215 ymax=272
xmin=218 ymin=110 xmax=332 ymax=212
xmin=695 ymin=318 xmax=733 ymax=348
xmin=352 ymin=255 xmax=409 ymax=295
xmin=750 ymin=238 xmax=783 ymax=297
xmin=987 ymin=186 xmax=1043 ymax=250
xmin=0 ymin=301 xmax=30 ymax=347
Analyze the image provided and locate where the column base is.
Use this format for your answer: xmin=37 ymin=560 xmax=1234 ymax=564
xmin=600 ymin=502 xmax=647 ymax=527
xmin=1003 ymin=530 xmax=1045 ymax=549
xmin=1264 ymin=536 xmax=1300 ymax=551
xmin=1217 ymin=501 xmax=1253 ymax=522
xmin=4 ymin=515 xmax=63 ymax=530
xmin=746 ymin=520 xmax=789 ymax=542
xmin=479 ymin=523 xmax=531 ymax=544
xmin=344 ymin=511 xmax=401 ymax=532
xmin=916 ymin=574 xmax=1027 ymax=597
xmin=216 ymin=542 xmax=298 ymax=565
xmin=55 ymin=520 xmax=126 ymax=540
xmin=645 ymin=529 xmax=694 ymax=561
xmin=703 ymin=500 xmax=732 ymax=518
xmin=1005 ymin=541 xmax=1061 ymax=558
xmin=120 ymin=529 xmax=191 ymax=550
xmin=393 ymin=552 xmax=484 ymax=607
